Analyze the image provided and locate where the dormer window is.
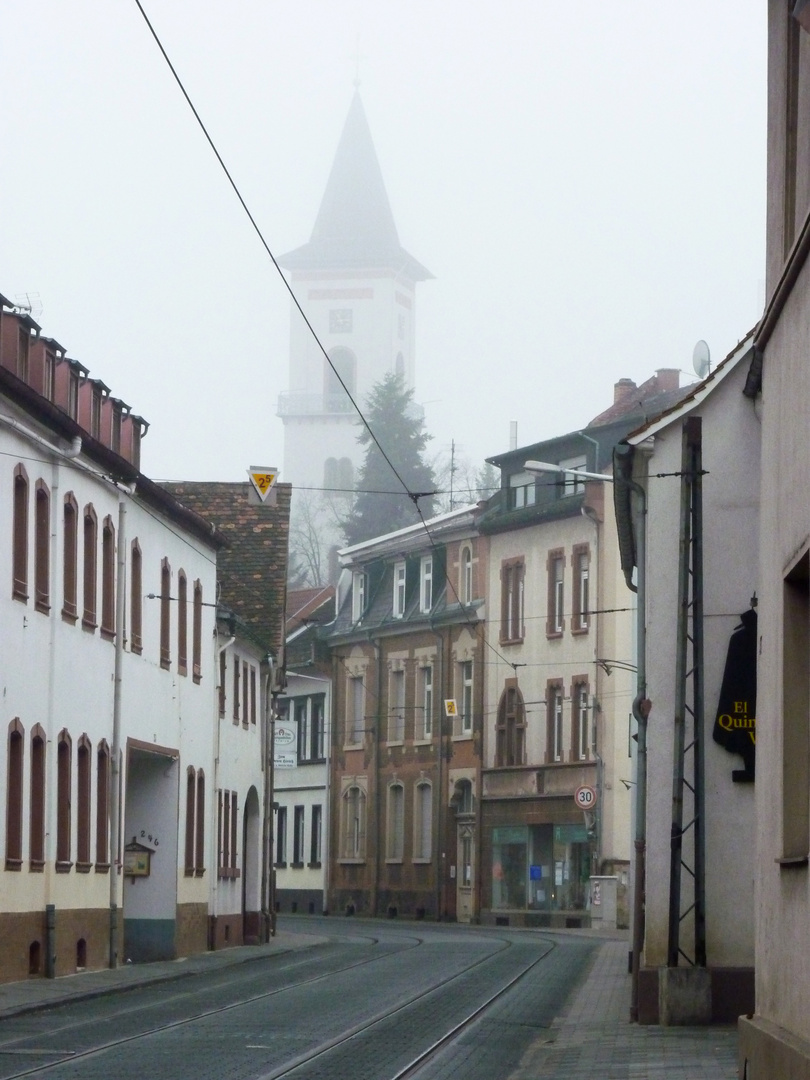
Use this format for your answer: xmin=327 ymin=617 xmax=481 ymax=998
xmin=68 ymin=368 xmax=79 ymax=419
xmin=17 ymin=328 xmax=29 ymax=381
xmin=393 ymin=561 xmax=406 ymax=618
xmin=351 ymin=571 xmax=366 ymax=622
xmin=559 ymin=456 xmax=587 ymax=495
xmin=43 ymin=350 xmax=55 ymax=401
xmin=509 ymin=471 xmax=536 ymax=510
xmin=420 ymin=556 xmax=433 ymax=613
xmin=91 ymin=387 xmax=102 ymax=439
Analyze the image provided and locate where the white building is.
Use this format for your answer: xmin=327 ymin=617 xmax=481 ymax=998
xmin=277 ymin=92 xmax=432 ymax=581
xmin=614 ymin=335 xmax=759 ymax=1023
xmin=0 ymin=299 xmax=222 ymax=977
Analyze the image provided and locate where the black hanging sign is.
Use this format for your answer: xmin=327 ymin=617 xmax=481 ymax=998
xmin=712 ymin=608 xmax=756 ymax=782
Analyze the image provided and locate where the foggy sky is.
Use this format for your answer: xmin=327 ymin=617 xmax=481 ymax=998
xmin=0 ymin=1 xmax=765 ymax=485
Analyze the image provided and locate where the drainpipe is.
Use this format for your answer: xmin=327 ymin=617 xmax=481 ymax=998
xmin=110 ymin=482 xmax=135 ymax=968
xmin=428 ymin=622 xmax=446 ymax=921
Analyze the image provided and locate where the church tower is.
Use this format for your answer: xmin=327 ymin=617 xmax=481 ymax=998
xmin=277 ymin=91 xmax=432 ymax=505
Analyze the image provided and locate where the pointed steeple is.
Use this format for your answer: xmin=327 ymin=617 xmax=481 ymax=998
xmin=281 ymin=92 xmax=432 ymax=281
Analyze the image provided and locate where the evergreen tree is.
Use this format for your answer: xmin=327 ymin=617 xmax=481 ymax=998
xmin=343 ymin=373 xmax=436 ymax=545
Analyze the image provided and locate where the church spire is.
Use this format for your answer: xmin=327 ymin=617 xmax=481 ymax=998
xmin=280 ymin=92 xmax=432 ymax=281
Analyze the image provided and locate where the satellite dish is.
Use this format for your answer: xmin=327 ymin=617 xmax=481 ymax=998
xmin=692 ymin=340 xmax=711 ymax=380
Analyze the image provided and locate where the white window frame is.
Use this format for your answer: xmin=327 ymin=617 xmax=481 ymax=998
xmin=420 ymin=555 xmax=433 ymax=614
xmin=393 ymin=561 xmax=406 ymax=618
xmin=461 ymin=545 xmax=473 ymax=604
xmin=552 ymin=686 xmax=564 ymax=762
xmin=352 ymin=571 xmax=366 ymax=622
xmin=460 ymin=660 xmax=473 ymax=734
xmin=509 ymin=470 xmax=536 ymax=509
xmin=420 ymin=665 xmax=433 ymax=739
xmin=559 ymin=455 xmax=587 ymax=495
xmin=576 ymin=683 xmax=590 ymax=760
xmin=389 ymin=668 xmax=405 ymax=742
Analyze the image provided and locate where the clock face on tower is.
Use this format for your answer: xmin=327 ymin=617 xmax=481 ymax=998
xmin=329 ymin=308 xmax=353 ymax=334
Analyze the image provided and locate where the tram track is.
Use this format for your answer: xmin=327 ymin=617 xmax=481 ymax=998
xmin=0 ymin=929 xmax=559 ymax=1080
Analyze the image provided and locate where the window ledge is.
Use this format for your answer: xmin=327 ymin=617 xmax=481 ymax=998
xmin=95 ymin=862 xmax=110 ymax=874
xmin=35 ymin=600 xmax=50 ymax=615
xmin=55 ymin=861 xmax=73 ymax=873
xmin=290 ymin=861 xmax=305 ymax=869
xmin=387 ymin=739 xmax=404 ymax=748
xmin=546 ymin=631 xmax=564 ymax=640
xmin=184 ymin=867 xmax=195 ymax=877
xmin=195 ymin=867 xmax=206 ymax=878
xmin=100 ymin=628 xmax=115 ymax=642
xmin=12 ymin=589 xmax=28 ymax=604
xmin=178 ymin=664 xmax=188 ymax=678
xmin=4 ymin=858 xmax=22 ymax=871
xmin=131 ymin=643 xmax=143 ymax=655
xmin=274 ymin=861 xmax=287 ymax=869
xmin=412 ymin=738 xmax=433 ymax=747
xmin=452 ymin=733 xmax=473 ymax=742
xmin=160 ymin=658 xmax=171 ymax=671
xmin=412 ymin=857 xmax=432 ymax=865
xmin=342 ymin=743 xmax=364 ymax=751
xmin=338 ymin=857 xmax=365 ymax=865
xmin=385 ymin=858 xmax=404 ymax=865
xmin=499 ymin=637 xmax=524 ymax=647
xmin=193 ymin=674 xmax=202 ymax=686
xmin=776 ymin=855 xmax=809 ymax=869
xmin=62 ymin=608 xmax=78 ymax=625
xmin=571 ymin=627 xmax=589 ymax=636
xmin=29 ymin=860 xmax=45 ymax=872
xmin=76 ymin=862 xmax=93 ymax=874
xmin=81 ymin=619 xmax=97 ymax=633
xmin=307 ymin=861 xmax=322 ymax=870
xmin=217 ymin=867 xmax=241 ymax=880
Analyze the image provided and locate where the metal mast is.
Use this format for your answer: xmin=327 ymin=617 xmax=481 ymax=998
xmin=667 ymin=416 xmax=707 ymax=969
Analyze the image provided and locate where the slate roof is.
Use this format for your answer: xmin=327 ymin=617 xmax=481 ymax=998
xmin=162 ymin=482 xmax=291 ymax=655
xmin=279 ymin=91 xmax=432 ymax=282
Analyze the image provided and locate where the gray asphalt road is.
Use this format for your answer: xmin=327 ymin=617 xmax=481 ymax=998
xmin=0 ymin=920 xmax=596 ymax=1080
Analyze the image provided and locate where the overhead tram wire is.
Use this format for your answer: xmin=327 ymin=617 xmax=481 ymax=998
xmin=131 ymin=5 xmax=635 ymax=683
xmin=132 ymin=0 xmax=420 ymax=512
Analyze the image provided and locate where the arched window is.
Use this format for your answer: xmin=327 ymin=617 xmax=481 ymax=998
xmin=192 ymin=581 xmax=203 ymax=683
xmin=100 ymin=516 xmax=115 ymax=638
xmin=387 ymin=782 xmax=405 ymax=861
xmin=453 ymin=778 xmax=474 ymax=816
xmin=461 ymin=545 xmax=473 ymax=605
xmin=34 ymin=480 xmax=50 ymax=612
xmin=159 ymin=558 xmax=171 ymax=669
xmin=96 ymin=741 xmax=109 ymax=867
xmin=5 ymin=719 xmax=24 ymax=868
xmin=56 ymin=731 xmax=72 ymax=868
xmin=76 ymin=735 xmax=91 ymax=868
xmin=195 ymin=770 xmax=205 ymax=873
xmin=177 ymin=570 xmax=188 ymax=676
xmin=414 ymin=781 xmax=432 ymax=861
xmin=495 ymin=681 xmax=526 ymax=767
xmin=12 ymin=464 xmax=29 ymax=601
xmin=82 ymin=505 xmax=97 ymax=629
xmin=63 ymin=494 xmax=78 ymax=621
xmin=30 ymin=725 xmax=46 ymax=867
xmin=185 ymin=767 xmax=196 ymax=873
xmin=130 ymin=540 xmax=142 ymax=653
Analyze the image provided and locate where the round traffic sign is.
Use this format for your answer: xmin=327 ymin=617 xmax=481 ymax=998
xmin=574 ymin=785 xmax=597 ymax=810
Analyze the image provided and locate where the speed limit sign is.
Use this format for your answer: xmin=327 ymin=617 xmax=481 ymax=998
xmin=574 ymin=785 xmax=597 ymax=810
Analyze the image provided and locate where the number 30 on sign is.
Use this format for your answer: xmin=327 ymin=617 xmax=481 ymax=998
xmin=574 ymin=785 xmax=597 ymax=810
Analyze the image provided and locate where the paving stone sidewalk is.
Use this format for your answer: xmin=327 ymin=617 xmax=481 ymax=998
xmin=511 ymin=939 xmax=739 ymax=1080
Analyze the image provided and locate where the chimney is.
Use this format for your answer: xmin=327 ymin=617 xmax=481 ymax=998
xmin=656 ymin=368 xmax=680 ymax=393
xmin=614 ymin=378 xmax=636 ymax=404
xmin=509 ymin=420 xmax=518 ymax=451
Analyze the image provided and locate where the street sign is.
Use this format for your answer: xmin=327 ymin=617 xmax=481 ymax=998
xmin=248 ymin=467 xmax=278 ymax=504
xmin=574 ymin=785 xmax=597 ymax=810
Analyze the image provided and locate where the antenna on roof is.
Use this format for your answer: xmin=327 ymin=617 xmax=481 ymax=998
xmin=13 ymin=292 xmax=43 ymax=319
xmin=692 ymin=339 xmax=711 ymax=380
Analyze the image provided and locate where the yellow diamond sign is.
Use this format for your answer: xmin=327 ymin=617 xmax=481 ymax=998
xmin=248 ymin=467 xmax=278 ymax=503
